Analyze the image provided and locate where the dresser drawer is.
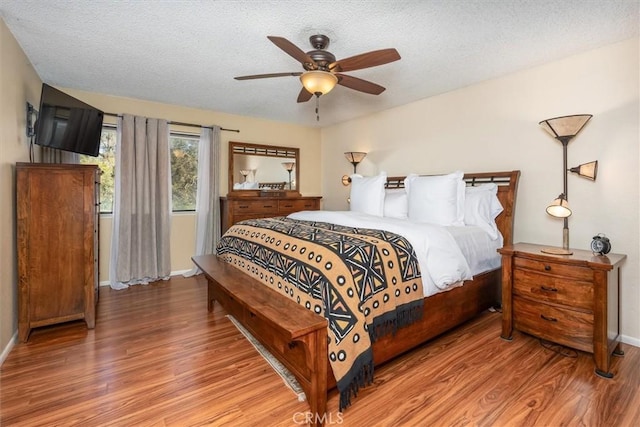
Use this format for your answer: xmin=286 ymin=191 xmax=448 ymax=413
xmin=278 ymin=198 xmax=319 ymax=214
xmin=231 ymin=199 xmax=279 ymax=214
xmin=513 ymin=296 xmax=593 ymax=353
xmin=513 ymin=269 xmax=593 ymax=312
xmin=234 ymin=213 xmax=280 ymax=224
xmin=514 ymin=257 xmax=592 ymax=281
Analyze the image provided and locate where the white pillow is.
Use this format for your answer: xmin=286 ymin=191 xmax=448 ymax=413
xmin=350 ymin=172 xmax=387 ymax=216
xmin=464 ymin=183 xmax=504 ymax=240
xmin=383 ymin=189 xmax=408 ymax=219
xmin=233 ymin=181 xmax=259 ymax=190
xmin=405 ymin=171 xmax=465 ymax=226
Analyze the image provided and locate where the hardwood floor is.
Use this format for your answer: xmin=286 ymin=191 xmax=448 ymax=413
xmin=1 ymin=275 xmax=638 ymax=426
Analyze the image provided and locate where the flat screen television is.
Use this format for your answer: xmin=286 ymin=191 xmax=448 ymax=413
xmin=34 ymin=83 xmax=104 ymax=157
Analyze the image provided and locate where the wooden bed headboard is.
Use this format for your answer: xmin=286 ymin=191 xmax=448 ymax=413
xmin=385 ymin=171 xmax=521 ymax=246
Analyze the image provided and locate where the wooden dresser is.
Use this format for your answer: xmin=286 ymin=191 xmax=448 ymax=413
xmin=16 ymin=163 xmax=100 ymax=342
xmin=499 ymin=242 xmax=626 ymax=378
xmin=220 ymin=196 xmax=322 ymax=233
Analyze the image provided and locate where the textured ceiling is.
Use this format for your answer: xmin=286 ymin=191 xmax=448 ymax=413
xmin=1 ymin=0 xmax=638 ymax=128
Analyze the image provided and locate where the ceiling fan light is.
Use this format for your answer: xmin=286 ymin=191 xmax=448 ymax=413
xmin=300 ymin=71 xmax=338 ymax=95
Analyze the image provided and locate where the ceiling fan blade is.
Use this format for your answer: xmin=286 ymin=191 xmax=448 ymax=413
xmin=330 ymin=48 xmax=401 ymax=72
xmin=235 ymin=72 xmax=302 ymax=80
xmin=297 ymin=87 xmax=313 ymax=103
xmin=267 ymin=36 xmax=315 ymax=65
xmin=336 ymin=74 xmax=386 ymax=95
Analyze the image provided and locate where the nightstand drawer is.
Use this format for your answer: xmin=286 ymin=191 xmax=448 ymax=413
xmin=513 ymin=269 xmax=593 ymax=311
xmin=278 ymin=198 xmax=319 ymax=214
xmin=514 ymin=257 xmax=592 ymax=281
xmin=513 ymin=297 xmax=593 ymax=352
xmin=231 ymin=200 xmax=279 ymax=214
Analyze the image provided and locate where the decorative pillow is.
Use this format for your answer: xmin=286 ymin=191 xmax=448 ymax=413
xmin=405 ymin=171 xmax=465 ymax=226
xmin=233 ymin=182 xmax=259 ymax=190
xmin=350 ymin=172 xmax=387 ymax=216
xmin=464 ymin=183 xmax=504 ymax=240
xmin=383 ymin=188 xmax=408 ymax=219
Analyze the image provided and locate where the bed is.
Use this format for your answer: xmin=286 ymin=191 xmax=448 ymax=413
xmin=193 ymin=170 xmax=520 ymax=423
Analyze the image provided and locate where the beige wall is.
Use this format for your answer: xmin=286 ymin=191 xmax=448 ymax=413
xmin=321 ymin=38 xmax=640 ymax=344
xmin=0 ymin=19 xmax=43 ymax=358
xmin=56 ymin=88 xmax=322 ymax=282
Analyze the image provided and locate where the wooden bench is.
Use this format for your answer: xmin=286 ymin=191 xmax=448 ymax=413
xmin=192 ymin=255 xmax=329 ymax=423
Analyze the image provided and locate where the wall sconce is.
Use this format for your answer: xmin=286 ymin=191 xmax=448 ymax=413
xmin=341 ymin=152 xmax=367 ymax=186
xmin=26 ymin=102 xmax=37 ymax=138
xmin=239 ymin=170 xmax=250 ymax=182
xmin=281 ymin=161 xmax=295 ymax=190
xmin=539 ymin=114 xmax=597 ymax=255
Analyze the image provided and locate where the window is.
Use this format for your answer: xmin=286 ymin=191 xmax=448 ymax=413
xmin=170 ymin=134 xmax=199 ymax=211
xmin=81 ymin=127 xmax=199 ymax=213
xmin=81 ymin=127 xmax=116 ymax=213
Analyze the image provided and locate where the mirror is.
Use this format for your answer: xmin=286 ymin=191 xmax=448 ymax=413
xmin=228 ymin=141 xmax=301 ymax=197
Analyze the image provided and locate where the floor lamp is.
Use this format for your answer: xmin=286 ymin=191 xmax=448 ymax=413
xmin=281 ymin=162 xmax=295 ymax=190
xmin=539 ymin=114 xmax=598 ymax=255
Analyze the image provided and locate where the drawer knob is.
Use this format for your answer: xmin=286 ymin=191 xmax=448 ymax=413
xmin=540 ymin=286 xmax=558 ymax=293
xmin=288 ymin=342 xmax=297 ymax=349
xmin=544 ymin=265 xmax=551 ymax=271
xmin=540 ymin=314 xmax=558 ymax=322
xmin=239 ymin=205 xmax=249 ymax=209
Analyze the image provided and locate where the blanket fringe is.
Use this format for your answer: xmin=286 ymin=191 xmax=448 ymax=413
xmin=369 ymin=300 xmax=424 ymax=342
xmin=339 ymin=357 xmax=374 ymax=412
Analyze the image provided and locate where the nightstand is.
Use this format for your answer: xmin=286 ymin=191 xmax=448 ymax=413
xmin=498 ymin=242 xmax=626 ymax=378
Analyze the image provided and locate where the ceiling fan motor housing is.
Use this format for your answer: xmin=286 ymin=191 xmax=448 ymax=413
xmin=305 ymin=35 xmax=335 ymax=70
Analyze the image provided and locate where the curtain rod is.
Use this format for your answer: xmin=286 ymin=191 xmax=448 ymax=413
xmin=103 ymin=112 xmax=240 ymax=133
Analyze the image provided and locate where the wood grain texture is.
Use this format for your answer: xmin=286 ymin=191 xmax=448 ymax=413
xmin=500 ymin=243 xmax=627 ymax=377
xmin=1 ymin=275 xmax=638 ymax=426
xmin=16 ymin=163 xmax=99 ymax=342
xmin=220 ymin=196 xmax=321 ymax=234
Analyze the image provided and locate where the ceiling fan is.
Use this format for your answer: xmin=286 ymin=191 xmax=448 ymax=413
xmin=234 ymin=35 xmax=401 ymax=104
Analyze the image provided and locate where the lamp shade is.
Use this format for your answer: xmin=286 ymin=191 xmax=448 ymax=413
xmin=570 ymin=161 xmax=597 ymax=181
xmin=344 ymin=152 xmax=367 ymax=164
xmin=300 ymin=71 xmax=338 ymax=95
xmin=281 ymin=161 xmax=295 ymax=172
xmin=539 ymin=114 xmax=592 ymax=140
xmin=546 ymin=194 xmax=572 ymax=218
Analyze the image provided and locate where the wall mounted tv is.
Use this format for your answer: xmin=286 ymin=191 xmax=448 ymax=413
xmin=35 ymin=83 xmax=104 ymax=157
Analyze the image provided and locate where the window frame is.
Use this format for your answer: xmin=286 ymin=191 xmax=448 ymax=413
xmin=82 ymin=126 xmax=200 ymax=215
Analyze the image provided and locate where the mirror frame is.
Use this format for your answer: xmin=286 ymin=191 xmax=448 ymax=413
xmin=228 ymin=141 xmax=301 ymax=197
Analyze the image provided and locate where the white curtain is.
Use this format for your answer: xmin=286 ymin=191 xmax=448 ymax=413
xmin=184 ymin=125 xmax=221 ymax=277
xmin=109 ymin=114 xmax=172 ymax=289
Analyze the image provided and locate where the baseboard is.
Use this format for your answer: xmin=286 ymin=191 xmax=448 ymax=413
xmin=0 ymin=331 xmax=18 ymax=366
xmin=621 ymin=334 xmax=640 ymax=349
xmin=99 ymin=269 xmax=193 ymax=287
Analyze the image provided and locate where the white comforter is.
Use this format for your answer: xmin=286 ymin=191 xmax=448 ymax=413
xmin=288 ymin=210 xmax=473 ymax=296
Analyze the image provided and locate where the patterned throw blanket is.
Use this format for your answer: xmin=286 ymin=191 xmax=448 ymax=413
xmin=216 ymin=217 xmax=424 ymax=410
